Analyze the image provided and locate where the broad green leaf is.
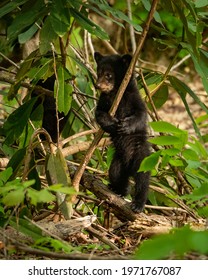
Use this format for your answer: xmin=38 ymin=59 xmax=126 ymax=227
xmin=48 ymin=185 xmax=76 ymax=195
xmin=7 ymin=0 xmax=46 ymax=41
xmin=19 ymin=102 xmax=43 ymax=148
xmin=150 ymin=84 xmax=169 ymax=109
xmin=3 ymin=97 xmax=38 ymax=145
xmin=55 ymin=66 xmax=72 ymax=115
xmin=15 ymin=49 xmax=39 ymax=82
xmin=138 ymin=73 xmax=164 ymax=88
xmin=161 ymin=148 xmax=180 ymax=156
xmin=50 ymin=0 xmax=71 ymax=36
xmin=27 ymin=158 xmax=41 ymax=191
xmin=69 ymin=7 xmax=108 ymax=39
xmin=88 ymin=0 xmax=142 ymax=32
xmin=198 ymin=206 xmax=208 ymax=218
xmin=188 ymin=138 xmax=208 ymax=158
xmin=141 ymin=0 xmax=163 ymax=26
xmin=169 ymin=158 xmax=184 ymax=167
xmin=150 ymin=121 xmax=186 ymax=135
xmin=46 ymin=149 xmax=73 ymax=219
xmin=7 ymin=148 xmax=27 ymax=179
xmin=189 ymin=183 xmax=208 ymax=198
xmin=149 ymin=135 xmax=182 ymax=146
xmin=46 ymin=149 xmax=71 ymax=186
xmin=18 ymin=23 xmax=39 ymax=44
xmin=0 ymin=0 xmax=28 ymax=18
xmin=2 ymin=188 xmax=25 ymax=206
xmin=191 ymin=49 xmax=208 ymax=93
xmin=169 ymin=76 xmax=206 ymax=138
xmin=195 ymin=0 xmax=208 ymax=7
xmin=40 ymin=17 xmax=57 ymax=54
xmin=0 ymin=167 xmax=13 ymax=186
xmin=27 ymin=57 xmax=53 ymax=84
xmin=135 ymin=226 xmax=208 ymax=260
xmin=139 ymin=151 xmax=161 ymax=172
xmin=182 ymin=149 xmax=199 ymax=161
xmin=27 ymin=188 xmax=55 ymax=205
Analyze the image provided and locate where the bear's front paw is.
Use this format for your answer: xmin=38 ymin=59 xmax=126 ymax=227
xmin=117 ymin=120 xmax=131 ymax=134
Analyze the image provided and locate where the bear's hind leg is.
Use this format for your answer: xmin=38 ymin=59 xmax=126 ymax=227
xmin=132 ymin=171 xmax=150 ymax=212
xmin=109 ymin=154 xmax=129 ymax=196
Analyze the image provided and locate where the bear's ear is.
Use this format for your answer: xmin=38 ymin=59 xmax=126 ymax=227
xmin=94 ymin=52 xmax=103 ymax=63
xmin=122 ymin=54 xmax=132 ymax=66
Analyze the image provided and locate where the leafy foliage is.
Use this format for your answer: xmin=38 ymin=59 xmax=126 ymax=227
xmin=0 ymin=0 xmax=208 ymax=259
xmin=135 ymin=226 xmax=208 ymax=260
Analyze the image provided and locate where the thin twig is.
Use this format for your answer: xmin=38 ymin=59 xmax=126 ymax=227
xmin=0 ymin=52 xmax=20 ymax=69
xmin=60 ymin=129 xmax=98 ymax=147
xmin=126 ymin=0 xmax=136 ymax=52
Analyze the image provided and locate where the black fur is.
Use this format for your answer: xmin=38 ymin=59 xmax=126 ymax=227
xmin=32 ymin=75 xmax=69 ymax=142
xmin=94 ymin=52 xmax=150 ymax=212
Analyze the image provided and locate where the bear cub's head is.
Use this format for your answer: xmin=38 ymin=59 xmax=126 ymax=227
xmin=94 ymin=52 xmax=132 ymax=94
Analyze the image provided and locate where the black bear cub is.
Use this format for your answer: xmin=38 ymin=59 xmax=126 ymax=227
xmin=94 ymin=52 xmax=150 ymax=212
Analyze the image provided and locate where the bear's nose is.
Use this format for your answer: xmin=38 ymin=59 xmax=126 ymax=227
xmin=95 ymin=82 xmax=102 ymax=90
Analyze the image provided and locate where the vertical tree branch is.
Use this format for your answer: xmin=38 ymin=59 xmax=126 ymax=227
xmin=126 ymin=0 xmax=136 ymax=53
xmin=72 ymin=0 xmax=159 ymax=196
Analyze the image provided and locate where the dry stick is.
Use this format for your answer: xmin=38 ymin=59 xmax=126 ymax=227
xmin=72 ymin=0 xmax=159 ymax=197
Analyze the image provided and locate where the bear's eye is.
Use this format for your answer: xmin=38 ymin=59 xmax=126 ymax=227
xmin=105 ymin=73 xmax=112 ymax=80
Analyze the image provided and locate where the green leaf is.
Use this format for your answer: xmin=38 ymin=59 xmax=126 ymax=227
xmin=182 ymin=149 xmax=199 ymax=161
xmin=188 ymin=138 xmax=208 ymax=159
xmin=150 ymin=121 xmax=186 ymax=135
xmin=55 ymin=66 xmax=72 ymax=115
xmin=0 ymin=0 xmax=28 ymax=18
xmin=161 ymin=148 xmax=180 ymax=156
xmin=2 ymin=188 xmax=25 ymax=206
xmin=191 ymin=49 xmax=208 ymax=93
xmin=148 ymin=135 xmax=182 ymax=146
xmin=169 ymin=76 xmax=206 ymax=139
xmin=139 ymin=151 xmax=161 ymax=172
xmin=46 ymin=149 xmax=71 ymax=186
xmin=88 ymin=0 xmax=142 ymax=32
xmin=198 ymin=206 xmax=208 ymax=218
xmin=7 ymin=0 xmax=46 ymax=41
xmin=3 ymin=97 xmax=38 ymax=145
xmin=141 ymin=0 xmax=163 ymax=26
xmin=15 ymin=49 xmax=39 ymax=82
xmin=48 ymin=185 xmax=76 ymax=195
xmin=7 ymin=148 xmax=27 ymax=179
xmin=69 ymin=7 xmax=108 ymax=39
xmin=150 ymin=85 xmax=169 ymax=109
xmin=189 ymin=183 xmax=208 ymax=198
xmin=18 ymin=23 xmax=39 ymax=44
xmin=169 ymin=158 xmax=184 ymax=167
xmin=27 ymin=57 xmax=53 ymax=83
xmin=39 ymin=17 xmax=57 ymax=54
xmin=46 ymin=149 xmax=73 ymax=219
xmin=0 ymin=167 xmax=13 ymax=186
xmin=135 ymin=226 xmax=208 ymax=260
xmin=27 ymin=188 xmax=55 ymax=205
xmin=19 ymin=102 xmax=43 ymax=148
xmin=50 ymin=0 xmax=71 ymax=36
xmin=195 ymin=0 xmax=208 ymax=7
